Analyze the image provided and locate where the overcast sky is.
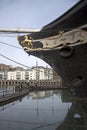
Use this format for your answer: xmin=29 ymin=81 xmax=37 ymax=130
xmin=0 ymin=0 xmax=79 ymax=68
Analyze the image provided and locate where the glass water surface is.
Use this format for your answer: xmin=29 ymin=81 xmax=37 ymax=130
xmin=0 ymin=89 xmax=86 ymax=130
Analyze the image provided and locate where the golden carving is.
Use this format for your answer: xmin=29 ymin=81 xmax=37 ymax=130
xmin=17 ymin=29 xmax=87 ymax=52
xmin=23 ymin=35 xmax=33 ymax=48
xmin=58 ymin=30 xmax=64 ymax=38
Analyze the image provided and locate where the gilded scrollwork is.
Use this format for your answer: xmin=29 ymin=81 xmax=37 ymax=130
xmin=18 ymin=35 xmax=33 ymax=49
xmin=22 ymin=35 xmax=33 ymax=48
xmin=18 ymin=29 xmax=87 ymax=52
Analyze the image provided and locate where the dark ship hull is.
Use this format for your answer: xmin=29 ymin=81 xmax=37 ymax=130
xmin=18 ymin=0 xmax=87 ymax=95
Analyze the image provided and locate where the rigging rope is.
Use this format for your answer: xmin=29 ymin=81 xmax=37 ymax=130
xmin=0 ymin=53 xmax=58 ymax=77
xmin=0 ymin=53 xmax=31 ymax=68
xmin=0 ymin=34 xmax=60 ymax=78
xmin=0 ymin=41 xmax=21 ymax=49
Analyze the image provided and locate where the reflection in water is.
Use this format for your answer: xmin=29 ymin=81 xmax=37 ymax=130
xmin=0 ymin=89 xmax=87 ymax=130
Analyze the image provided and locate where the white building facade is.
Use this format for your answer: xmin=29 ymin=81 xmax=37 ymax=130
xmin=7 ymin=66 xmax=53 ymax=80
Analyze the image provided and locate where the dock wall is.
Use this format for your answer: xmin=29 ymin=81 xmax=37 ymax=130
xmin=0 ymin=79 xmax=61 ymax=89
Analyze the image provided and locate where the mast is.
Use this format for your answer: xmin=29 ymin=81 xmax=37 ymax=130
xmin=0 ymin=28 xmax=40 ymax=33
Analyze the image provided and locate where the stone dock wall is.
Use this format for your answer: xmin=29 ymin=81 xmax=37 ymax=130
xmin=0 ymin=79 xmax=61 ymax=89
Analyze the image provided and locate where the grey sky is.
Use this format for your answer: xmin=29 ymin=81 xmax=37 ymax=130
xmin=0 ymin=0 xmax=79 ymax=68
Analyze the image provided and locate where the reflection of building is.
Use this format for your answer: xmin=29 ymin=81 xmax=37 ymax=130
xmin=30 ymin=90 xmax=53 ymax=99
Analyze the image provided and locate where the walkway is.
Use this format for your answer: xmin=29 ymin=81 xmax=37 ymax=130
xmin=0 ymin=88 xmax=29 ymax=105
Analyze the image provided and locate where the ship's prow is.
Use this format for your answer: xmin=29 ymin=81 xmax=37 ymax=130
xmin=18 ymin=0 xmax=87 ymax=96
